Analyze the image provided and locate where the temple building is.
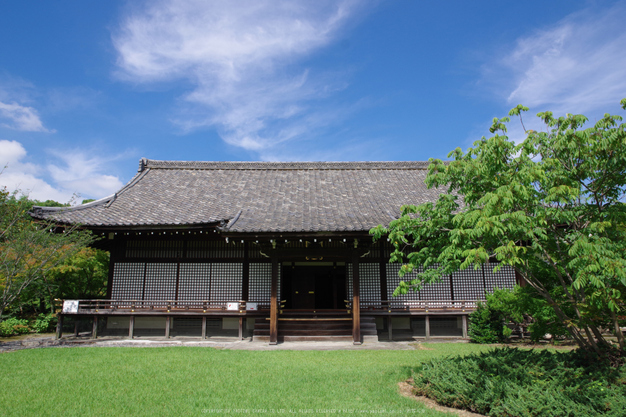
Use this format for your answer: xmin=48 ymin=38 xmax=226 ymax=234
xmin=31 ymin=159 xmax=517 ymax=344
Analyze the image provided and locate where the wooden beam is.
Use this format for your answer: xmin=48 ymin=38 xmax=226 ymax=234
xmin=105 ymin=240 xmax=118 ymax=299
xmin=56 ymin=314 xmax=63 ymax=340
xmin=129 ymin=315 xmax=135 ymax=339
xmin=387 ymin=316 xmax=393 ymax=341
xmin=92 ymin=316 xmax=98 ymax=339
xmin=425 ymin=315 xmax=430 ymax=339
xmin=74 ymin=319 xmax=79 ymax=337
xmin=269 ymin=258 xmax=279 ymax=345
xmin=379 ymin=240 xmax=388 ymax=304
xmin=202 ymin=316 xmax=207 ymax=340
xmin=165 ymin=316 xmax=171 ymax=338
xmin=239 ymin=317 xmax=243 ymax=340
xmin=462 ymin=315 xmax=468 ymax=339
xmin=352 ymin=251 xmax=361 ymax=345
xmin=242 ymin=242 xmax=250 ymax=302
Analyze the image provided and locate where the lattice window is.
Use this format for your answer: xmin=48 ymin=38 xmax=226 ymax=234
xmin=385 ymin=263 xmax=421 ymax=307
xmin=248 ymin=263 xmax=272 ymax=304
xmin=451 ymin=267 xmax=486 ymax=301
xmin=210 ymin=263 xmax=243 ymax=301
xmin=144 ymin=263 xmax=177 ymax=306
xmin=125 ymin=241 xmax=183 ymax=258
xmin=384 ymin=264 xmax=452 ymax=306
xmin=178 ymin=263 xmax=211 ymax=307
xmin=111 ymin=262 xmax=144 ymax=301
xmin=484 ymin=264 xmax=516 ymax=293
xmin=187 ymin=240 xmax=244 ymax=258
xmin=346 ymin=263 xmax=382 ymax=306
xmin=420 ymin=265 xmax=451 ymax=302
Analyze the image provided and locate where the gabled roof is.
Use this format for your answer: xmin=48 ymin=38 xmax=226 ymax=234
xmin=30 ymin=158 xmax=442 ymax=233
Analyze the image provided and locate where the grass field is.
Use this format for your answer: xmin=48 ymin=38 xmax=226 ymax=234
xmin=0 ymin=343 xmax=499 ymax=417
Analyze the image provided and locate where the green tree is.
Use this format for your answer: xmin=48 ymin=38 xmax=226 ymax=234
xmin=371 ymin=100 xmax=626 ymax=354
xmin=0 ymin=188 xmax=95 ymax=321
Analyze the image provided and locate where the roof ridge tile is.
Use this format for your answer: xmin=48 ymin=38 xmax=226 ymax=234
xmin=141 ymin=159 xmax=430 ymax=171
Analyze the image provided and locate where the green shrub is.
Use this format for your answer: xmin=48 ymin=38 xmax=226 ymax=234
xmin=0 ymin=318 xmax=31 ymax=337
xmin=468 ymin=288 xmax=521 ymax=343
xmin=31 ymin=314 xmax=56 ymax=333
xmin=468 ymin=301 xmax=507 ymax=343
xmin=411 ymin=347 xmax=626 ymax=417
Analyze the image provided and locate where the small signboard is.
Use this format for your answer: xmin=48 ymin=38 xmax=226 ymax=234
xmin=246 ymin=302 xmax=258 ymax=311
xmin=62 ymin=300 xmax=79 ymax=313
xmin=227 ymin=302 xmax=239 ymax=311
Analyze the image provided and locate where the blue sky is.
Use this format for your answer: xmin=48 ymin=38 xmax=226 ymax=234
xmin=1 ymin=0 xmax=625 ymax=203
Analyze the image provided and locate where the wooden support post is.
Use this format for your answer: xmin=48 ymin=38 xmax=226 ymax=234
xmin=74 ymin=319 xmax=79 ymax=337
xmin=269 ymin=258 xmax=279 ymax=345
xmin=352 ymin=251 xmax=361 ymax=345
xmin=238 ymin=317 xmax=243 ymax=340
xmin=92 ymin=316 xmax=98 ymax=339
xmin=462 ymin=315 xmax=468 ymax=339
xmin=165 ymin=316 xmax=171 ymax=338
xmin=56 ymin=314 xmax=63 ymax=340
xmin=242 ymin=242 xmax=250 ymax=302
xmin=387 ymin=316 xmax=393 ymax=341
xmin=379 ymin=240 xmax=388 ymax=306
xmin=129 ymin=315 xmax=135 ymax=339
xmin=425 ymin=315 xmax=430 ymax=340
xmin=202 ymin=316 xmax=207 ymax=340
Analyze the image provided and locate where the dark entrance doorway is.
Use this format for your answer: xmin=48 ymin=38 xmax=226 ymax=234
xmin=282 ymin=263 xmax=346 ymax=310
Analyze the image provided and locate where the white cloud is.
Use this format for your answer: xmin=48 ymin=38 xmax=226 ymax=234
xmin=0 ymin=140 xmax=124 ymax=203
xmin=0 ymin=101 xmax=53 ymax=132
xmin=113 ymin=0 xmax=367 ymax=152
xmin=47 ymin=149 xmax=125 ymax=200
xmin=494 ymin=3 xmax=626 ymax=116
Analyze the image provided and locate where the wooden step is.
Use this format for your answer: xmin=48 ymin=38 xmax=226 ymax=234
xmin=253 ymin=316 xmax=379 ymax=341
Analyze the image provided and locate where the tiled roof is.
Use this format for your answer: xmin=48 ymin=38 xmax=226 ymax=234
xmin=30 ymin=158 xmax=443 ymax=233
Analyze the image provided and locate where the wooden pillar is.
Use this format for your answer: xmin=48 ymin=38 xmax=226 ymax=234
xmin=425 ymin=315 xmax=430 ymax=339
xmin=165 ymin=316 xmax=171 ymax=338
xmin=238 ymin=317 xmax=243 ymax=340
xmin=462 ymin=315 xmax=468 ymax=339
xmin=379 ymin=240 xmax=388 ymax=306
xmin=92 ymin=316 xmax=98 ymax=339
xmin=269 ymin=258 xmax=279 ymax=345
xmin=202 ymin=316 xmax=207 ymax=340
xmin=514 ymin=268 xmax=526 ymax=287
xmin=129 ymin=315 xmax=135 ymax=339
xmin=74 ymin=319 xmax=79 ymax=337
xmin=242 ymin=242 xmax=250 ymax=302
xmin=387 ymin=316 xmax=393 ymax=341
xmin=56 ymin=314 xmax=63 ymax=340
xmin=352 ymin=251 xmax=361 ymax=345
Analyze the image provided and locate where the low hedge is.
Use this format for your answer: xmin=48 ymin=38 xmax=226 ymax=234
xmin=0 ymin=314 xmax=56 ymax=337
xmin=411 ymin=347 xmax=626 ymax=416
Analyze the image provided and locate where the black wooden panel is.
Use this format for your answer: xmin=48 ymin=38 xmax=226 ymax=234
xmin=125 ymin=241 xmax=183 ymax=258
xmin=187 ymin=240 xmax=244 ymax=258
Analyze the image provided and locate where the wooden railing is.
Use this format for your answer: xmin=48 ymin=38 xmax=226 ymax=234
xmin=55 ymin=299 xmax=270 ymax=313
xmin=56 ymin=299 xmax=479 ymax=314
xmin=348 ymin=299 xmax=478 ymax=311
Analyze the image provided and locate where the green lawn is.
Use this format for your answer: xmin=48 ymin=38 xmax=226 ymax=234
xmin=0 ymin=343 xmax=492 ymax=416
